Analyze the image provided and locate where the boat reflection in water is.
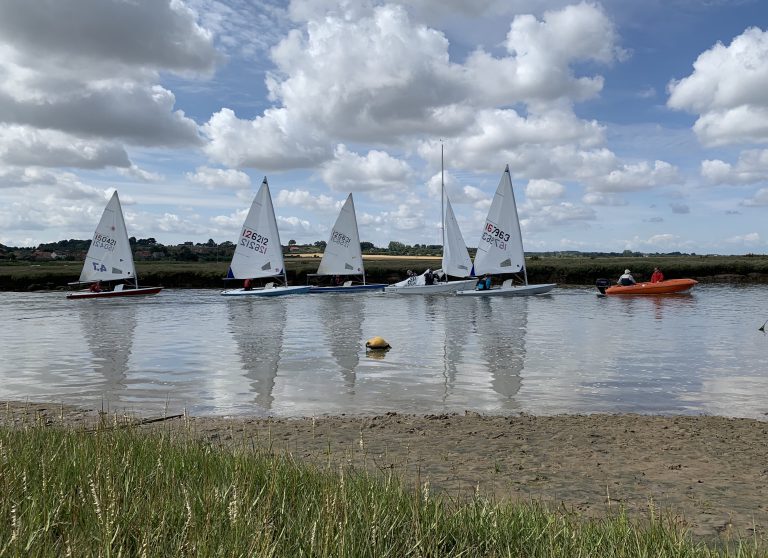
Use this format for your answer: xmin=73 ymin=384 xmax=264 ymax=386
xmin=319 ymin=294 xmax=364 ymax=389
xmin=78 ymin=300 xmax=138 ymax=402
xmin=435 ymin=296 xmax=473 ymax=402
xmin=227 ymin=298 xmax=286 ymax=411
xmin=612 ymin=292 xmax=696 ymax=321
xmin=475 ymin=297 xmax=528 ymax=408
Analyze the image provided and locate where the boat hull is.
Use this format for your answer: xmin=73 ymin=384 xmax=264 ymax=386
xmin=221 ymin=285 xmax=310 ymax=297
xmin=605 ymin=279 xmax=697 ymax=295
xmin=456 ymin=283 xmax=556 ymax=297
xmin=67 ymin=287 xmax=162 ymax=299
xmin=309 ymin=283 xmax=386 ymax=293
xmin=384 ymin=279 xmax=476 ymax=294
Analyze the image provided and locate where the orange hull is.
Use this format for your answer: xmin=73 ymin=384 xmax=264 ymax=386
xmin=605 ymin=278 xmax=697 ymax=295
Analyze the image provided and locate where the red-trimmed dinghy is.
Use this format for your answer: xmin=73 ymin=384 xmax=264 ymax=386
xmin=67 ymin=191 xmax=162 ymax=300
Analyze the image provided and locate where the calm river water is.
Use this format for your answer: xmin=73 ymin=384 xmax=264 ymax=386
xmin=1 ymin=286 xmax=766 ymax=418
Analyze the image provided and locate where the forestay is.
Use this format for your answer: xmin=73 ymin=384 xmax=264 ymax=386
xmin=227 ymin=178 xmax=285 ymax=280
xmin=316 ymin=193 xmax=363 ymax=276
xmin=471 ymin=166 xmax=525 ymax=276
xmin=442 ymin=194 xmax=473 ymax=278
xmin=80 ymin=191 xmax=136 ymax=283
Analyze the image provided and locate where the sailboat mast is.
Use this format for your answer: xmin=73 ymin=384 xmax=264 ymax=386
xmin=506 ymin=165 xmax=529 ymax=286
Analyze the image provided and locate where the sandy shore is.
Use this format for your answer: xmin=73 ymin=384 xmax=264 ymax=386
xmin=4 ymin=401 xmax=767 ymax=540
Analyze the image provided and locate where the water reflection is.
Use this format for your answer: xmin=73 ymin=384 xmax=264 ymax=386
xmin=441 ymin=297 xmax=473 ymax=400
xmin=227 ymin=299 xmax=286 ymax=411
xmin=614 ymin=293 xmax=695 ymax=320
xmin=4 ymin=286 xmax=768 ymax=419
xmin=476 ymin=298 xmax=528 ymax=404
xmin=318 ymin=295 xmax=364 ymax=388
xmin=78 ymin=300 xmax=137 ymax=396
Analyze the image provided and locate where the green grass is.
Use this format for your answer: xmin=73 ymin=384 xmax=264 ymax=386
xmin=0 ymin=419 xmax=762 ymax=557
xmin=3 ymin=254 xmax=768 ymax=290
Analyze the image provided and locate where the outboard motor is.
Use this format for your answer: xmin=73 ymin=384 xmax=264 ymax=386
xmin=595 ymin=278 xmax=611 ymax=295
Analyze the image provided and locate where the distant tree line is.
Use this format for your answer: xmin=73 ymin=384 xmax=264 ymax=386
xmin=1 ymin=237 xmax=708 ymax=263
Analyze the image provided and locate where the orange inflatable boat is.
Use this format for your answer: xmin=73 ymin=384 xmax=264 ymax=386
xmin=597 ymin=278 xmax=698 ymax=295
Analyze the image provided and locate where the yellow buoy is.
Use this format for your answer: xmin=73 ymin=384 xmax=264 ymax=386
xmin=365 ymin=336 xmax=391 ymax=350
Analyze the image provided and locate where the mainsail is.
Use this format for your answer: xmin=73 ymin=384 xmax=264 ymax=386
xmin=227 ymin=178 xmax=286 ymax=280
xmin=316 ymin=193 xmax=363 ymax=276
xmin=80 ymin=191 xmax=136 ymax=283
xmin=471 ymin=165 xmax=525 ymax=276
xmin=441 ymin=193 xmax=473 ymax=278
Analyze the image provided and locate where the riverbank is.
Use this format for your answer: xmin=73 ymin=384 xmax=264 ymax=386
xmin=2 ymin=254 xmax=768 ymax=290
xmin=5 ymin=401 xmax=766 ymax=542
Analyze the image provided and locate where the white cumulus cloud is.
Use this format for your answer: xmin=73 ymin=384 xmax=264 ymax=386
xmin=701 ymin=149 xmax=768 ymax=185
xmin=319 ymin=145 xmax=412 ymax=192
xmin=668 ymin=27 xmax=768 ymax=146
xmin=187 ymin=166 xmax=251 ymax=189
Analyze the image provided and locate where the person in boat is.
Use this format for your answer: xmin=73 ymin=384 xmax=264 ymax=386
xmin=89 ymin=281 xmax=102 ymax=293
xmin=476 ymin=274 xmax=491 ymax=290
xmin=424 ymin=269 xmax=434 ymax=285
xmin=243 ymin=278 xmax=252 ymax=291
xmin=618 ymin=269 xmax=636 ymax=286
xmin=651 ymin=267 xmax=664 ymax=283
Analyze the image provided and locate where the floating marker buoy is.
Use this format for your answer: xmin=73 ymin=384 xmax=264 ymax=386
xmin=365 ymin=336 xmax=391 ymax=350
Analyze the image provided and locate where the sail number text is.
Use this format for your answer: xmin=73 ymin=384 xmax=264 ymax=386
xmin=481 ymin=223 xmax=510 ymax=249
xmin=240 ymin=228 xmax=269 ymax=254
xmin=330 ymin=229 xmax=351 ymax=248
xmin=92 ymin=233 xmax=117 ymax=252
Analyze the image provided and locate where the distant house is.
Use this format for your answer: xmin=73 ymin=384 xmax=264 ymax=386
xmin=31 ymin=250 xmax=55 ymax=260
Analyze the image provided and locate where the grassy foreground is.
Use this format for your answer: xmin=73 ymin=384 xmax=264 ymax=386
xmin=0 ymin=421 xmax=761 ymax=557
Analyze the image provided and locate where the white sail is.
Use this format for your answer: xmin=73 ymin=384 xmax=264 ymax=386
xmin=471 ymin=166 xmax=525 ymax=276
xmin=441 ymin=193 xmax=473 ymax=278
xmin=227 ymin=178 xmax=285 ymax=280
xmin=80 ymin=191 xmax=136 ymax=283
xmin=316 ymin=193 xmax=363 ymax=276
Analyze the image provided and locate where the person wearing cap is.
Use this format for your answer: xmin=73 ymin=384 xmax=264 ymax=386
xmin=618 ymin=269 xmax=636 ymax=286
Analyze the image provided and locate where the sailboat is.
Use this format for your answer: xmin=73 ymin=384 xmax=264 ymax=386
xmin=67 ymin=191 xmax=162 ymax=299
xmin=221 ymin=177 xmax=310 ymax=297
xmin=384 ymin=146 xmax=476 ymax=294
xmin=307 ymin=193 xmax=386 ymax=293
xmin=457 ymin=165 xmax=556 ymax=297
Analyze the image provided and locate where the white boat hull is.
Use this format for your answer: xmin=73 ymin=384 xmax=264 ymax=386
xmin=384 ymin=279 xmax=476 ymax=294
xmin=456 ymin=283 xmax=556 ymax=297
xmin=309 ymin=283 xmax=386 ymax=293
xmin=221 ymin=285 xmax=310 ymax=297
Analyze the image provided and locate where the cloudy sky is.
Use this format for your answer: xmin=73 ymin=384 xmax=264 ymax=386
xmin=0 ymin=0 xmax=766 ymax=254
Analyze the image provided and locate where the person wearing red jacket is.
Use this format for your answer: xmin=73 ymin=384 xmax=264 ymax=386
xmin=651 ymin=267 xmax=664 ymax=283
